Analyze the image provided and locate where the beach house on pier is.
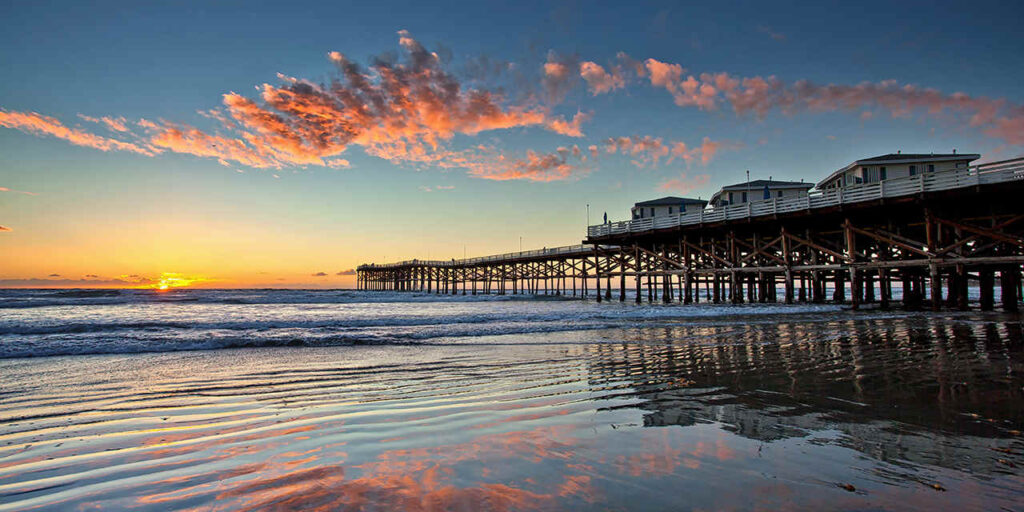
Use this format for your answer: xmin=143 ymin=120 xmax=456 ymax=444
xmin=631 ymin=196 xmax=708 ymax=220
xmin=816 ymin=152 xmax=980 ymax=190
xmin=709 ymin=179 xmax=813 ymax=207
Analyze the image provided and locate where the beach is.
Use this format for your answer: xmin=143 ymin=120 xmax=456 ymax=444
xmin=1 ymin=289 xmax=1022 ymax=510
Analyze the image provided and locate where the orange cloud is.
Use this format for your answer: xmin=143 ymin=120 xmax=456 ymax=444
xmin=469 ymin=148 xmax=586 ymax=182
xmin=0 ymin=225 xmax=11 ymax=232
xmin=644 ymin=60 xmax=722 ymax=109
xmin=146 ymin=122 xmax=280 ymax=168
xmin=541 ymin=51 xmax=579 ymax=103
xmin=598 ymin=135 xmax=732 ymax=168
xmin=986 ymin=113 xmax=1024 ymax=145
xmin=0 ymin=31 xmax=590 ymax=182
xmin=0 ymin=110 xmax=157 ymax=156
xmin=634 ymin=59 xmax=1024 ymax=144
xmin=603 ymin=135 xmax=670 ymax=167
xmin=79 ymin=114 xmax=130 ymax=132
xmin=579 ymin=61 xmax=625 ymax=95
xmin=545 ymin=111 xmax=590 ymax=137
xmin=0 ymin=186 xmax=37 ymax=196
xmin=658 ymin=172 xmax=711 ymax=194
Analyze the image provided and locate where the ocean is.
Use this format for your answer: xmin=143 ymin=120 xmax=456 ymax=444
xmin=1 ymin=289 xmax=1022 ymax=510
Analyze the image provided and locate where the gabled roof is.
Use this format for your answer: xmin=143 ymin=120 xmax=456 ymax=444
xmin=709 ymin=180 xmax=812 ymax=204
xmin=632 ymin=196 xmax=708 ymax=207
xmin=817 ymin=152 xmax=980 ymax=187
xmin=717 ymin=179 xmax=812 ymax=191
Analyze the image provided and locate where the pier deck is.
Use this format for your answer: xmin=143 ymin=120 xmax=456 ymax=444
xmin=359 ymin=157 xmax=1024 ymax=310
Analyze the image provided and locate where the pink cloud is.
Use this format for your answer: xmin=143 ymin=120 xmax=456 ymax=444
xmin=580 ymin=62 xmax=625 ymax=95
xmin=145 ymin=122 xmax=280 ymax=168
xmin=541 ymin=51 xmax=579 ymax=103
xmin=658 ymin=173 xmax=711 ymax=194
xmin=634 ymin=58 xmax=1024 ymax=144
xmin=985 ymin=113 xmax=1024 ymax=145
xmin=469 ymin=148 xmax=586 ymax=182
xmin=0 ymin=31 xmax=589 ymax=181
xmin=0 ymin=110 xmax=157 ymax=156
xmin=0 ymin=186 xmax=37 ymax=196
xmin=545 ymin=111 xmax=590 ymax=137
xmin=643 ymin=60 xmax=721 ymax=110
xmin=599 ymin=135 xmax=734 ymax=168
xmin=78 ymin=114 xmax=129 ymax=132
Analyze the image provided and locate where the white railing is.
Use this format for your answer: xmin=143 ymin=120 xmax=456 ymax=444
xmin=359 ymin=244 xmax=613 ymax=269
xmin=588 ymin=157 xmax=1024 ymax=237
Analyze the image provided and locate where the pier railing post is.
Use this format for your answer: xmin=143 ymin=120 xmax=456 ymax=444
xmin=925 ymin=210 xmax=942 ymax=310
xmin=845 ymin=219 xmax=860 ymax=310
xmin=619 ymin=250 xmax=627 ymax=302
xmin=634 ymin=245 xmax=643 ymax=304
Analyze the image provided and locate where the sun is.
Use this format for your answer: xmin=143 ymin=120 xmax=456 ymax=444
xmin=147 ymin=272 xmax=204 ymax=291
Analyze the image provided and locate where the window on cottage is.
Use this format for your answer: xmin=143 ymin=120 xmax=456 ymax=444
xmin=741 ymin=192 xmax=747 ymax=203
xmin=668 ymin=206 xmax=673 ymax=214
xmin=777 ymin=190 xmax=784 ymax=198
xmin=728 ymin=192 xmax=734 ymax=204
xmin=879 ymin=166 xmax=887 ymax=181
xmin=928 ymin=164 xmax=935 ymax=172
xmin=909 ymin=165 xmax=917 ymax=176
xmin=650 ymin=208 xmax=655 ymax=217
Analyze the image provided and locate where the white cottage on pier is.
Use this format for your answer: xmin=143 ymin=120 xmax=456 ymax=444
xmin=631 ymin=196 xmax=708 ymax=220
xmin=816 ymin=152 xmax=980 ymax=190
xmin=709 ymin=180 xmax=813 ymax=207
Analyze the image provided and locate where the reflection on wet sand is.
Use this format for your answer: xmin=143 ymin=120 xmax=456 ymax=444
xmin=0 ymin=313 xmax=1022 ymax=510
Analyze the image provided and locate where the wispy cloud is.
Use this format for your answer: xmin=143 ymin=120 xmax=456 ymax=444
xmin=469 ymin=148 xmax=586 ymax=182
xmin=658 ymin=172 xmax=711 ymax=194
xmin=419 ymin=185 xmax=456 ymax=192
xmin=5 ymin=36 xmax=1015 ymax=187
xmin=470 ymin=133 xmax=732 ymax=182
xmin=597 ymin=135 xmax=737 ymax=167
xmin=545 ymin=50 xmax=1024 ymax=147
xmin=0 ymin=110 xmax=158 ymax=156
xmin=0 ymin=186 xmax=37 ymax=196
xmin=757 ymin=26 xmax=786 ymax=41
xmin=0 ymin=31 xmax=589 ymax=181
xmin=542 ymin=51 xmax=580 ymax=103
xmin=580 ymin=61 xmax=626 ymax=95
xmin=336 ymin=269 xmax=356 ymax=276
xmin=0 ymin=225 xmax=12 ymax=232
xmin=78 ymin=114 xmax=130 ymax=132
xmin=311 ymin=271 xmax=328 ymax=277
xmin=636 ymin=60 xmax=1024 ymax=145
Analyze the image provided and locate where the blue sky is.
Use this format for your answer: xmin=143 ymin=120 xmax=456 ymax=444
xmin=1 ymin=0 xmax=1022 ymax=286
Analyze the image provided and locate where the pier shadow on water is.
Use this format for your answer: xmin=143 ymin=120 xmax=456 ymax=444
xmin=1 ymin=312 xmax=1022 ymax=511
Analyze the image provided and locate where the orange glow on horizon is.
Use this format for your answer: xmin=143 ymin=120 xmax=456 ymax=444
xmin=145 ymin=272 xmax=204 ymax=291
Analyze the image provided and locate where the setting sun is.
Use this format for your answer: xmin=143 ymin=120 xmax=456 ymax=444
xmin=149 ymin=272 xmax=203 ymax=290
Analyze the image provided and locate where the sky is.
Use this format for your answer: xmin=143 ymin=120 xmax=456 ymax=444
xmin=1 ymin=0 xmax=1023 ymax=288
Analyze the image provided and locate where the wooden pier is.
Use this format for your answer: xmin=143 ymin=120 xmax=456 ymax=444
xmin=358 ymin=157 xmax=1024 ymax=311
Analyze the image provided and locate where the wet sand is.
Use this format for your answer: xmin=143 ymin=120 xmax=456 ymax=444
xmin=1 ymin=312 xmax=1023 ymax=510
